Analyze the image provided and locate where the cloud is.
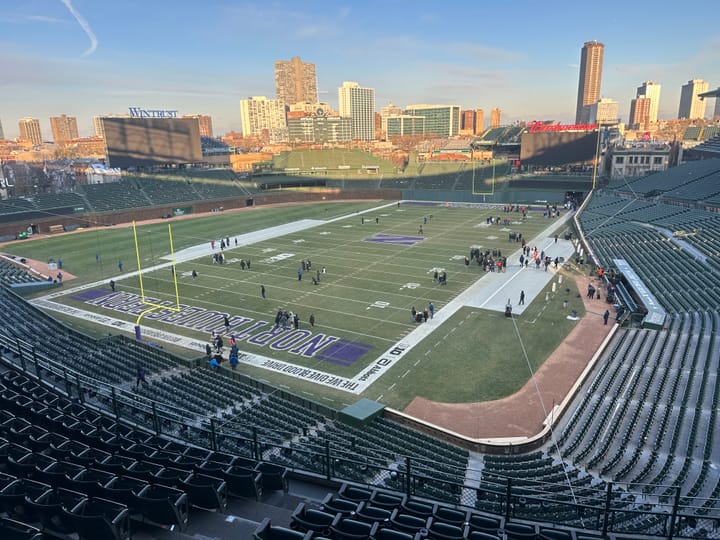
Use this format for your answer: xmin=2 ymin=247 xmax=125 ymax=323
xmin=224 ymin=3 xmax=350 ymax=40
xmin=26 ymin=15 xmax=65 ymax=23
xmin=59 ymin=0 xmax=98 ymax=56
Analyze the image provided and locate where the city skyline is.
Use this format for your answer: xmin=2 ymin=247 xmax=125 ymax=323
xmin=1 ymin=0 xmax=718 ymax=139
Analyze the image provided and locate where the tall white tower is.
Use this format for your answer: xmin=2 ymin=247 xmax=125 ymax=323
xmin=678 ymin=79 xmax=709 ymax=119
xmin=636 ymin=81 xmax=662 ymax=123
xmin=338 ymin=82 xmax=375 ymax=141
xmin=239 ymin=96 xmax=287 ymax=142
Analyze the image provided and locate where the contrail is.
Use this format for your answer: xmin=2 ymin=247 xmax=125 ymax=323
xmin=60 ymin=0 xmax=98 ymax=56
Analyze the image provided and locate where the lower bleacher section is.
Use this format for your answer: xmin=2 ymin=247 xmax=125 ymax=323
xmin=1 ymin=275 xmax=719 ymax=539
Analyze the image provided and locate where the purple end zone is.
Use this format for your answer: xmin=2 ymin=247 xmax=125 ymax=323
xmin=365 ymin=233 xmax=424 ymax=246
xmin=71 ymin=288 xmax=113 ymax=302
xmin=316 ymin=339 xmax=373 ymax=367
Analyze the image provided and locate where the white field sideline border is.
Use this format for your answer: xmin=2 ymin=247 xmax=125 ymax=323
xmin=31 ymin=202 xmax=573 ymax=395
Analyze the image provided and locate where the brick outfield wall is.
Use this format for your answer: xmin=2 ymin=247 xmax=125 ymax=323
xmin=0 ymin=189 xmax=403 ymax=237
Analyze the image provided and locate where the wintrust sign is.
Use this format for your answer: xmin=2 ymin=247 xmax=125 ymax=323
xmin=128 ymin=107 xmax=179 ymax=118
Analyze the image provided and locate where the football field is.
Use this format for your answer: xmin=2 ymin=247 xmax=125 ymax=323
xmin=22 ymin=201 xmax=584 ymax=409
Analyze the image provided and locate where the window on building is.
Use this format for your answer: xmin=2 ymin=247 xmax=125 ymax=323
xmin=653 ymin=156 xmax=663 ymax=164
xmin=615 ymin=156 xmax=624 ymax=164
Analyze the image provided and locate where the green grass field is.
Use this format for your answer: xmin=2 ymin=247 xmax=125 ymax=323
xmin=8 ymin=201 xmax=583 ymax=410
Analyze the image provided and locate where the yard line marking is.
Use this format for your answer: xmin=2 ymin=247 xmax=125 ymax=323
xmin=414 ymin=359 xmax=422 ymax=366
xmin=388 ymin=384 xmax=396 ymax=391
xmin=401 ymin=370 xmax=410 ymax=378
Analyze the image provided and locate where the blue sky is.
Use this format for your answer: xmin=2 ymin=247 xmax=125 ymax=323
xmin=1 ymin=0 xmax=718 ymax=138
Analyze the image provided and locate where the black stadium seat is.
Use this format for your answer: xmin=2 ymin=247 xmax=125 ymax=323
xmin=329 ymin=514 xmax=377 ymax=540
xmin=178 ymin=472 xmax=228 ymax=512
xmin=426 ymin=520 xmax=466 ymax=540
xmin=290 ymin=502 xmax=336 ymax=535
xmin=371 ymin=527 xmax=421 ymax=540
xmin=99 ymin=475 xmax=149 ymax=514
xmin=254 ymin=517 xmax=313 ymax=539
xmin=355 ymin=501 xmax=393 ymax=524
xmin=389 ymin=510 xmax=430 ymax=534
xmin=0 ymin=517 xmax=42 ymax=540
xmin=27 ymin=487 xmax=85 ymax=534
xmin=65 ymin=496 xmax=131 ymax=540
xmin=321 ymin=493 xmax=360 ymax=516
xmin=467 ymin=532 xmax=502 ymax=540
xmin=223 ymin=465 xmax=262 ymax=499
xmin=134 ymin=483 xmax=189 ymax=531
xmin=256 ymin=461 xmax=289 ymax=492
xmin=503 ymin=521 xmax=536 ymax=539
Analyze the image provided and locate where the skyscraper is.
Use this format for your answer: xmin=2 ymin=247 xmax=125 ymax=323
xmin=588 ymin=98 xmax=618 ymax=125
xmin=475 ymin=109 xmax=485 ymax=133
xmin=0 ymin=118 xmax=4 ymax=140
xmin=93 ymin=114 xmax=130 ymax=139
xmin=338 ymin=82 xmax=375 ymax=141
xmin=678 ymin=79 xmax=709 ymax=119
xmin=405 ymin=104 xmax=461 ymax=137
xmin=18 ymin=117 xmax=43 ymax=145
xmin=275 ymin=56 xmax=318 ymax=105
xmin=636 ymin=81 xmax=662 ymax=123
xmin=50 ymin=114 xmax=79 ymax=144
xmin=380 ymin=103 xmax=404 ymax=136
xmin=629 ymin=97 xmax=651 ymax=129
xmin=239 ymin=96 xmax=288 ymax=142
xmin=575 ymin=41 xmax=604 ymax=124
xmin=461 ymin=110 xmax=476 ymax=135
xmin=490 ymin=108 xmax=501 ymax=128
xmin=182 ymin=115 xmax=214 ymax=138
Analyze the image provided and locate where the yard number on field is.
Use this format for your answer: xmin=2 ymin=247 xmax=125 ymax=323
xmin=400 ymin=283 xmax=420 ymax=290
xmin=367 ymin=300 xmax=390 ymax=310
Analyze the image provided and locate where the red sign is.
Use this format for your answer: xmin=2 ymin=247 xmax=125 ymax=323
xmin=528 ymin=121 xmax=597 ymax=133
